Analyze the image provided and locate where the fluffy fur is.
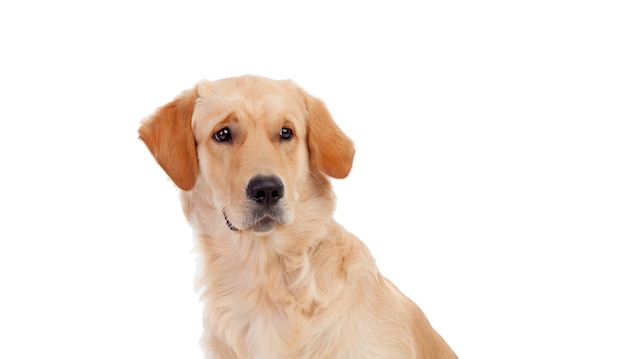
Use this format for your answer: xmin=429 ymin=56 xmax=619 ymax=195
xmin=139 ymin=75 xmax=457 ymax=358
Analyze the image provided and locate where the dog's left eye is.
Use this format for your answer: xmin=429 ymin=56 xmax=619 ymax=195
xmin=280 ymin=128 xmax=293 ymax=141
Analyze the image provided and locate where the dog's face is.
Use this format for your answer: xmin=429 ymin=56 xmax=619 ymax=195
xmin=193 ymin=78 xmax=310 ymax=233
xmin=139 ymin=76 xmax=355 ymax=234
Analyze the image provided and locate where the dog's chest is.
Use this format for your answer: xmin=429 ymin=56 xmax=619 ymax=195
xmin=208 ymin=287 xmax=312 ymax=357
xmin=204 ymin=256 xmax=318 ymax=356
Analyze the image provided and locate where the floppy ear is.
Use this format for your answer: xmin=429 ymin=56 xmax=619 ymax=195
xmin=138 ymin=87 xmax=198 ymax=191
xmin=304 ymin=92 xmax=355 ymax=179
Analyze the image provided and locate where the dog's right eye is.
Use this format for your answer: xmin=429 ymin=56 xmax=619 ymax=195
xmin=213 ymin=128 xmax=232 ymax=143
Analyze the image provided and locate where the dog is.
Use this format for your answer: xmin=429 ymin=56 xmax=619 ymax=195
xmin=139 ymin=75 xmax=457 ymax=358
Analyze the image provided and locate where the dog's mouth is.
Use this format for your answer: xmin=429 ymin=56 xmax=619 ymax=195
xmin=222 ymin=210 xmax=282 ymax=233
xmin=223 ymin=211 xmax=239 ymax=232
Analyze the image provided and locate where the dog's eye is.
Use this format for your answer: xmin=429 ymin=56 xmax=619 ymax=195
xmin=214 ymin=128 xmax=232 ymax=143
xmin=280 ymin=128 xmax=293 ymax=141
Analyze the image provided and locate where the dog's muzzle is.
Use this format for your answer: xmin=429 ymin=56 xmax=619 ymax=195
xmin=222 ymin=175 xmax=286 ymax=233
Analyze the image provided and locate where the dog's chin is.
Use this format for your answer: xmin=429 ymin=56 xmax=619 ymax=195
xmin=223 ymin=211 xmax=283 ymax=234
xmin=250 ymin=217 xmax=278 ymax=233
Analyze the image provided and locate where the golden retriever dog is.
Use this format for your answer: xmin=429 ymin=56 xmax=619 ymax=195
xmin=139 ymin=75 xmax=457 ymax=358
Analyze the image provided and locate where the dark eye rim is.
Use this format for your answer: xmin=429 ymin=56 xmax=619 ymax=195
xmin=280 ymin=128 xmax=294 ymax=141
xmin=213 ymin=127 xmax=232 ymax=143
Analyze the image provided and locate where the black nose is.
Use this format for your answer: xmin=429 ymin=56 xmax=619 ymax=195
xmin=246 ymin=175 xmax=284 ymax=207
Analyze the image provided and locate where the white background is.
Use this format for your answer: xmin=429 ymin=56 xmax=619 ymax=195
xmin=1 ymin=1 xmax=624 ymax=358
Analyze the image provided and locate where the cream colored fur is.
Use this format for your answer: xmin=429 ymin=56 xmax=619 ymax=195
xmin=139 ymin=75 xmax=456 ymax=358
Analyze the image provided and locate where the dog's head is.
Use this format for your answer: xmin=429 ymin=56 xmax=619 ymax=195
xmin=139 ymin=76 xmax=354 ymax=234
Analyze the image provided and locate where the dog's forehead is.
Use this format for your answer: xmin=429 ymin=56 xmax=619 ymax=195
xmin=193 ymin=77 xmax=306 ymax=130
xmin=197 ymin=78 xmax=302 ymax=110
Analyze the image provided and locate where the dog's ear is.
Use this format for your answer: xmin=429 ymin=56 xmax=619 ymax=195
xmin=138 ymin=87 xmax=198 ymax=191
xmin=303 ymin=91 xmax=355 ymax=179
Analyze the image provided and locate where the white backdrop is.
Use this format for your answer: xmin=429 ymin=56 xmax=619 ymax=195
xmin=1 ymin=1 xmax=624 ymax=358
